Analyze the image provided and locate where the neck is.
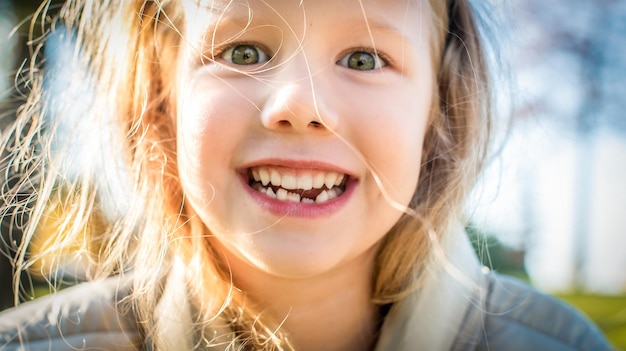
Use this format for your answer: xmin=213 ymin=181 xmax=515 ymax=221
xmin=227 ymin=248 xmax=380 ymax=351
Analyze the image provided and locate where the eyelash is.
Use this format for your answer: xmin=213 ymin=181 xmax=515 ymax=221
xmin=208 ymin=42 xmax=392 ymax=70
xmin=210 ymin=41 xmax=272 ymax=65
xmin=336 ymin=47 xmax=392 ymax=70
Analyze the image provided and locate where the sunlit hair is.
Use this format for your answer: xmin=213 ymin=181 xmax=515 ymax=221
xmin=0 ymin=0 xmax=490 ymax=349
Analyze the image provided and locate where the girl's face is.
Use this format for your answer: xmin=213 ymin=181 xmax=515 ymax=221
xmin=177 ymin=0 xmax=434 ymax=279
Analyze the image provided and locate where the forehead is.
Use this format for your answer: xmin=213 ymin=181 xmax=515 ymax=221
xmin=182 ymin=0 xmax=432 ymax=38
xmin=185 ymin=0 xmax=426 ymax=13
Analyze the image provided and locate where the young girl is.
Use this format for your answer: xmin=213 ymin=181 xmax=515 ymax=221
xmin=0 ymin=0 xmax=611 ymax=350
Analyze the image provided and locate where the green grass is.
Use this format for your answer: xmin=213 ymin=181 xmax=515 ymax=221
xmin=557 ymin=294 xmax=626 ymax=350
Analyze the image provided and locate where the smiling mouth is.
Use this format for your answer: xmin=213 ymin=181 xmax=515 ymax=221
xmin=247 ymin=166 xmax=348 ymax=204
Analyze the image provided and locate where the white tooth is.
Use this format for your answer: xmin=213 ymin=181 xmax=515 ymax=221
xmin=312 ymin=173 xmax=325 ymax=189
xmin=270 ymin=169 xmax=282 ymax=187
xmin=252 ymin=168 xmax=261 ymax=182
xmin=260 ymin=187 xmax=267 ymax=194
xmin=259 ymin=168 xmax=271 ymax=186
xmin=335 ymin=174 xmax=345 ymax=186
xmin=315 ymin=190 xmax=329 ymax=204
xmin=276 ymin=188 xmax=288 ymax=201
xmin=297 ymin=174 xmax=313 ymax=191
xmin=266 ymin=187 xmax=276 ymax=199
xmin=324 ymin=172 xmax=338 ymax=189
xmin=287 ymin=191 xmax=301 ymax=202
xmin=327 ymin=188 xmax=337 ymax=200
xmin=302 ymin=198 xmax=315 ymax=204
xmin=282 ymin=174 xmax=297 ymax=190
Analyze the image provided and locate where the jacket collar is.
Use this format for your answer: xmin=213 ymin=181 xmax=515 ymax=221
xmin=374 ymin=224 xmax=487 ymax=351
xmin=155 ymin=224 xmax=486 ymax=350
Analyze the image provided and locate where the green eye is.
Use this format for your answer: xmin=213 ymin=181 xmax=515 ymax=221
xmin=221 ymin=44 xmax=270 ymax=65
xmin=337 ymin=51 xmax=386 ymax=71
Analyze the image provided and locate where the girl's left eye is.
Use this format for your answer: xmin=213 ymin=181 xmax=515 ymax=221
xmin=336 ymin=50 xmax=387 ymax=71
xmin=221 ymin=44 xmax=270 ymax=65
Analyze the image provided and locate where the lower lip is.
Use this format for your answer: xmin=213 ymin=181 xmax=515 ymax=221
xmin=239 ymin=175 xmax=356 ymax=219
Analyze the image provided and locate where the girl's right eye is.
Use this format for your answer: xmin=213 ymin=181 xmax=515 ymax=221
xmin=220 ymin=44 xmax=270 ymax=65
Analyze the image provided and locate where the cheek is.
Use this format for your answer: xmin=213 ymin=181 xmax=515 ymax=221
xmin=349 ymin=91 xmax=430 ymax=204
xmin=176 ymin=102 xmax=215 ymax=204
xmin=178 ymin=79 xmax=250 ymax=160
xmin=180 ymin=85 xmax=226 ymax=145
xmin=176 ymin=83 xmax=248 ymax=196
xmin=178 ymin=99 xmax=218 ymax=182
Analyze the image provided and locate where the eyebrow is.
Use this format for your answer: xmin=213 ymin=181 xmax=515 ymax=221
xmin=336 ymin=15 xmax=415 ymax=43
xmin=337 ymin=18 xmax=417 ymax=55
xmin=201 ymin=11 xmax=416 ymax=52
xmin=199 ymin=17 xmax=254 ymax=49
xmin=211 ymin=11 xmax=408 ymax=35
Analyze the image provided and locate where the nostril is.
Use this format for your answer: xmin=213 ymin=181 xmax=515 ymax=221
xmin=277 ymin=120 xmax=292 ymax=128
xmin=309 ymin=121 xmax=322 ymax=128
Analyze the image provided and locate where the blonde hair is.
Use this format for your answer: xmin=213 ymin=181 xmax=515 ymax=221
xmin=1 ymin=0 xmax=491 ymax=349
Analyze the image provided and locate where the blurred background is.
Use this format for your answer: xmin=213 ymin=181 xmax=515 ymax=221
xmin=1 ymin=0 xmax=625 ymax=348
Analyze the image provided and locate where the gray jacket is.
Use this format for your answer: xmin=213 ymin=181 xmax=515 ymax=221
xmin=0 ymin=232 xmax=612 ymax=350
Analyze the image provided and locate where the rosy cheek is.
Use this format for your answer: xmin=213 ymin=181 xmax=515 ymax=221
xmin=180 ymin=85 xmax=231 ymax=142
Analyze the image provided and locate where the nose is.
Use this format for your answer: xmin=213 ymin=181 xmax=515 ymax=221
xmin=260 ymin=72 xmax=339 ymax=134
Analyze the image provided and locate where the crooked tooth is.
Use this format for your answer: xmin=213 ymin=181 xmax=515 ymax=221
xmin=315 ymin=190 xmax=329 ymax=204
xmin=335 ymin=174 xmax=345 ymax=186
xmin=259 ymin=168 xmax=271 ymax=186
xmin=259 ymin=182 xmax=341 ymax=203
xmin=312 ymin=173 xmax=325 ymax=189
xmin=276 ymin=188 xmax=288 ymax=201
xmin=287 ymin=191 xmax=301 ymax=202
xmin=266 ymin=187 xmax=277 ymax=199
xmin=270 ymin=169 xmax=282 ymax=187
xmin=324 ymin=172 xmax=338 ymax=189
xmin=297 ymin=174 xmax=313 ymax=191
xmin=282 ymin=174 xmax=297 ymax=190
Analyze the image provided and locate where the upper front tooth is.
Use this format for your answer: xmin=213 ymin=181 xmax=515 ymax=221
xmin=324 ymin=172 xmax=338 ymax=189
xmin=313 ymin=173 xmax=325 ymax=189
xmin=259 ymin=168 xmax=271 ymax=186
xmin=297 ymin=174 xmax=313 ymax=191
xmin=255 ymin=168 xmax=345 ymax=191
xmin=270 ymin=169 xmax=282 ymax=187
xmin=281 ymin=174 xmax=297 ymax=190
